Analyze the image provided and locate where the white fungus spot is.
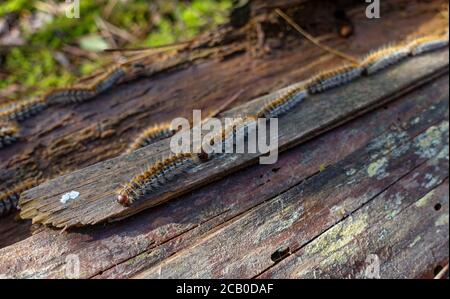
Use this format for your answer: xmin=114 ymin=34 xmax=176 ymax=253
xmin=60 ymin=191 xmax=80 ymax=204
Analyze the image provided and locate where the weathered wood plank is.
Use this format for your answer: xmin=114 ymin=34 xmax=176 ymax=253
xmin=99 ymin=76 xmax=450 ymax=279
xmin=1 ymin=0 xmax=446 ymax=245
xmin=0 ymin=73 xmax=446 ymax=279
xmin=18 ymin=49 xmax=449 ymax=228
xmin=132 ymin=117 xmax=449 ymax=278
xmin=258 ymin=179 xmax=449 ymax=279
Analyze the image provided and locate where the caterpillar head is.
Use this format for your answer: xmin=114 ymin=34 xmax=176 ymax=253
xmin=117 ymin=194 xmax=130 ymax=206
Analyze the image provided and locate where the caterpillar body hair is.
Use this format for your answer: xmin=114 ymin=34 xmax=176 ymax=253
xmin=0 ymin=97 xmax=48 ymax=122
xmin=45 ymin=87 xmax=96 ymax=105
xmin=0 ymin=179 xmax=41 ymax=218
xmin=199 ymin=116 xmax=257 ymax=160
xmin=360 ymin=45 xmax=410 ymax=75
xmin=45 ymin=66 xmax=126 ymax=105
xmin=305 ymin=65 xmax=363 ymax=94
xmin=408 ymin=34 xmax=449 ymax=56
xmin=257 ymin=87 xmax=308 ymax=119
xmin=125 ymin=123 xmax=176 ymax=154
xmin=0 ymin=121 xmax=20 ymax=148
xmin=117 ymin=153 xmax=195 ymax=206
xmin=94 ymin=67 xmax=127 ymax=93
xmin=125 ymin=89 xmax=244 ymax=154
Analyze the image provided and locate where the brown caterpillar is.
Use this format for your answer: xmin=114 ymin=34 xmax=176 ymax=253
xmin=0 ymin=120 xmax=19 ymax=149
xmin=0 ymin=97 xmax=48 ymax=122
xmin=305 ymin=64 xmax=363 ymax=94
xmin=257 ymin=86 xmax=308 ymax=119
xmin=0 ymin=178 xmax=41 ymax=217
xmin=408 ymin=34 xmax=449 ymax=56
xmin=125 ymin=89 xmax=245 ymax=154
xmin=125 ymin=123 xmax=176 ymax=154
xmin=198 ymin=116 xmax=257 ymax=160
xmin=45 ymin=65 xmax=127 ymax=105
xmin=360 ymin=44 xmax=410 ymax=75
xmin=117 ymin=153 xmax=196 ymax=206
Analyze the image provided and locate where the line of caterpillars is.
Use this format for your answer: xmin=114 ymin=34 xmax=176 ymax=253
xmin=124 ymin=89 xmax=245 ymax=154
xmin=0 ymin=178 xmax=44 ymax=218
xmin=0 ymin=62 xmax=144 ymax=149
xmin=116 ymin=32 xmax=449 ymax=207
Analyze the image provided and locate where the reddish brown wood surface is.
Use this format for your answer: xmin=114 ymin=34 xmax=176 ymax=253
xmin=0 ymin=72 xmax=447 ymax=278
xmin=0 ymin=0 xmax=448 ymax=278
xmin=17 ymin=48 xmax=449 ymax=229
xmin=1 ymin=0 xmax=446 ymax=243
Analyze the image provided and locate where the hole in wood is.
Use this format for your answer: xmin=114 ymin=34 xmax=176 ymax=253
xmin=434 ymin=265 xmax=443 ymax=276
xmin=434 ymin=203 xmax=442 ymax=211
xmin=271 ymin=247 xmax=290 ymax=263
xmin=272 ymin=167 xmax=281 ymax=173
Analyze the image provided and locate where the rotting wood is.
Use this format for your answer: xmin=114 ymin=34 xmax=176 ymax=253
xmin=257 ymin=179 xmax=449 ymax=279
xmin=0 ymin=0 xmax=446 ymax=239
xmin=132 ymin=117 xmax=449 ymax=278
xmin=18 ymin=49 xmax=449 ymax=228
xmin=1 ymin=0 xmax=446 ymax=194
xmin=0 ymin=73 xmax=447 ymax=279
xmin=0 ymin=0 xmax=448 ymax=277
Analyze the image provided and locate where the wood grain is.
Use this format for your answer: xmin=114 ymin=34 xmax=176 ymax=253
xmin=0 ymin=73 xmax=447 ymax=279
xmin=1 ymin=0 xmax=446 ymax=246
xmin=18 ymin=49 xmax=449 ymax=228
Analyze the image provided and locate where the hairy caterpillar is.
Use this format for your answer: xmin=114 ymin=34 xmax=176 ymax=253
xmin=198 ymin=116 xmax=257 ymax=160
xmin=0 ymin=179 xmax=41 ymax=217
xmin=305 ymin=64 xmax=363 ymax=94
xmin=257 ymin=86 xmax=308 ymax=119
xmin=360 ymin=44 xmax=410 ymax=75
xmin=45 ymin=66 xmax=127 ymax=105
xmin=125 ymin=123 xmax=176 ymax=154
xmin=0 ymin=120 xmax=19 ymax=148
xmin=125 ymin=89 xmax=245 ymax=154
xmin=117 ymin=153 xmax=196 ymax=206
xmin=0 ymin=97 xmax=48 ymax=122
xmin=408 ymin=34 xmax=449 ymax=56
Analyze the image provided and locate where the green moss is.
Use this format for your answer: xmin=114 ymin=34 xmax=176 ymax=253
xmin=0 ymin=0 xmax=31 ymax=17
xmin=0 ymin=0 xmax=233 ymax=98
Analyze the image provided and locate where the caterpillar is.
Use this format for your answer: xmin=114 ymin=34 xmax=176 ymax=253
xmin=45 ymin=65 xmax=127 ymax=105
xmin=125 ymin=89 xmax=245 ymax=154
xmin=305 ymin=64 xmax=363 ymax=94
xmin=360 ymin=44 xmax=410 ymax=75
xmin=117 ymin=153 xmax=196 ymax=206
xmin=0 ymin=97 xmax=48 ymax=122
xmin=0 ymin=179 xmax=41 ymax=218
xmin=0 ymin=120 xmax=20 ymax=149
xmin=408 ymin=34 xmax=449 ymax=56
xmin=125 ymin=123 xmax=176 ymax=154
xmin=198 ymin=116 xmax=257 ymax=160
xmin=256 ymin=86 xmax=308 ymax=119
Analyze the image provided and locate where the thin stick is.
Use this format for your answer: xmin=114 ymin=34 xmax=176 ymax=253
xmin=203 ymin=88 xmax=247 ymax=121
xmin=104 ymin=42 xmax=189 ymax=53
xmin=275 ymin=8 xmax=359 ymax=65
xmin=434 ymin=264 xmax=449 ymax=279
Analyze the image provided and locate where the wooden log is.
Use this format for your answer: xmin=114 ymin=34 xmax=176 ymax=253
xmin=0 ymin=0 xmax=446 ymax=245
xmin=257 ymin=179 xmax=449 ymax=279
xmin=0 ymin=73 xmax=447 ymax=279
xmin=1 ymin=0 xmax=445 ymax=198
xmin=0 ymin=0 xmax=448 ymax=278
xmin=17 ymin=49 xmax=449 ymax=228
xmin=133 ymin=116 xmax=449 ymax=279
